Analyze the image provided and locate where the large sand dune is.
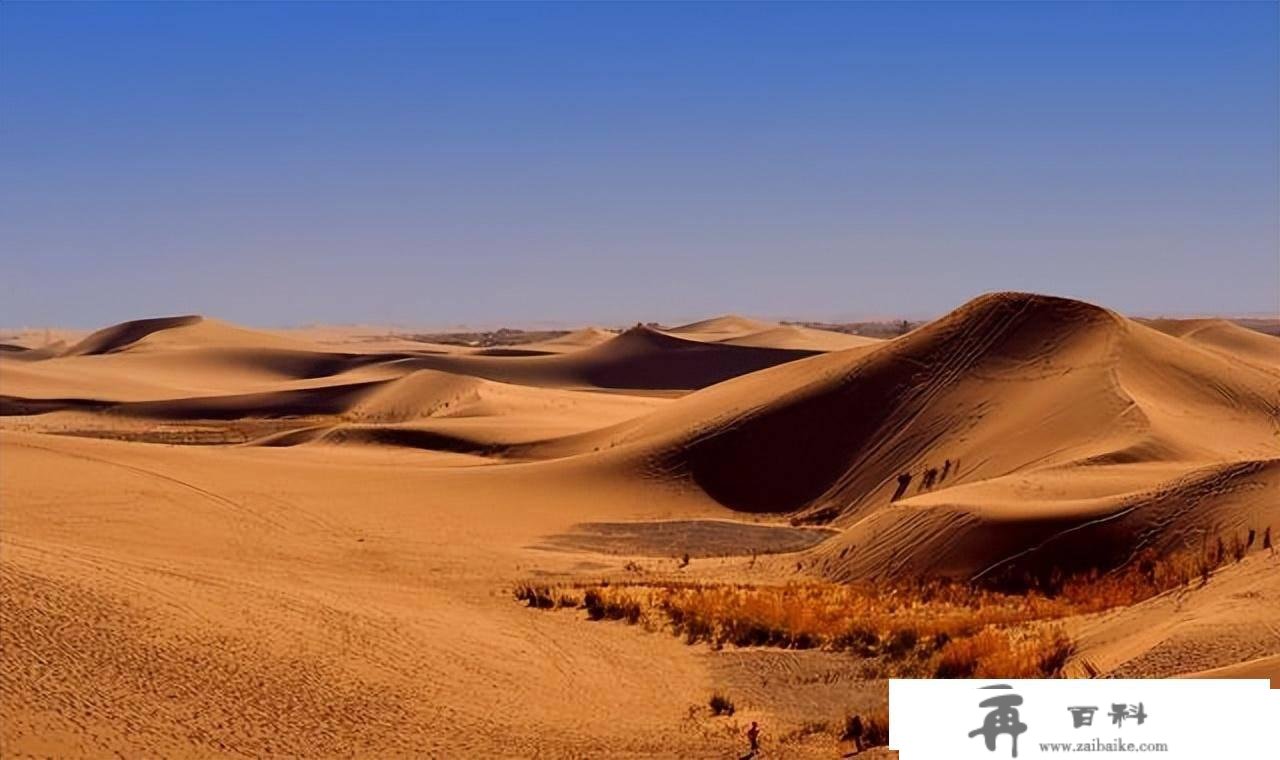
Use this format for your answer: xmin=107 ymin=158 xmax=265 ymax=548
xmin=2 ymin=292 xmax=1277 ymax=757
xmin=523 ymin=294 xmax=1279 ymax=580
xmin=64 ymin=315 xmax=315 ymax=356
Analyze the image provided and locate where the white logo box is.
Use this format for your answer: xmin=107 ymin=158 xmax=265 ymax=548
xmin=890 ymin=678 xmax=1278 ymax=759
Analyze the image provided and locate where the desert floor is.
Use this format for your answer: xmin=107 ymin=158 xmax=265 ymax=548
xmin=2 ymin=293 xmax=1278 ymax=758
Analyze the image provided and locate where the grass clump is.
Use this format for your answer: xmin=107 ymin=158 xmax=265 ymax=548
xmin=933 ymin=626 xmax=1071 ymax=678
xmin=513 ymin=582 xmax=580 ymax=609
xmin=842 ymin=707 xmax=889 ymax=748
xmin=583 ymin=588 xmax=644 ymax=624
xmin=709 ymin=691 xmax=735 ymax=716
xmin=513 ymin=582 xmax=555 ymax=609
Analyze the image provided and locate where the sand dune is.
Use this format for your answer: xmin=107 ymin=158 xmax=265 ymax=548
xmin=380 ymin=325 xmax=821 ymax=390
xmin=509 ymin=293 xmax=1280 ymax=581
xmin=718 ymin=324 xmax=881 ymax=351
xmin=0 ymin=341 xmax=67 ymax=362
xmin=1068 ymin=551 xmax=1280 ymax=681
xmin=669 ymin=313 xmax=776 ymax=338
xmin=2 ymin=366 xmax=669 ymax=456
xmin=11 ymin=296 xmax=1274 ymax=576
xmin=64 ymin=315 xmax=314 ymax=356
xmin=3 ymin=293 xmax=1277 ymax=757
xmin=1145 ymin=317 xmax=1280 ymax=373
xmin=517 ymin=326 xmax=619 ymax=353
xmin=0 ymin=345 xmax=410 ymax=402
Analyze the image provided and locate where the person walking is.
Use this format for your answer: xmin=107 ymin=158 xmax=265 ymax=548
xmin=847 ymin=714 xmax=864 ymax=753
xmin=744 ymin=721 xmax=760 ymax=758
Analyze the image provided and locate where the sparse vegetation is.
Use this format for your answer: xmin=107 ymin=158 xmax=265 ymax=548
xmin=583 ymin=588 xmax=643 ymax=624
xmin=708 ymin=691 xmax=735 ymax=716
xmin=558 ymin=579 xmax=1077 ymax=677
xmin=513 ymin=582 xmax=555 ymax=609
xmin=515 ymin=528 xmax=1272 ymax=678
xmin=842 ymin=706 xmax=889 ymax=748
xmin=933 ymin=626 xmax=1072 ymax=679
xmin=514 ymin=582 xmax=579 ymax=609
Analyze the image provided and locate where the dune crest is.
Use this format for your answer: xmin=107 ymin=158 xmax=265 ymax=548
xmin=718 ymin=325 xmax=881 ymax=351
xmin=669 ymin=313 xmax=776 ymax=336
xmin=1145 ymin=317 xmax=1280 ymax=372
xmin=515 ymin=292 xmax=1279 ymax=581
xmin=64 ymin=315 xmax=206 ymax=355
xmin=63 ymin=314 xmax=317 ymax=356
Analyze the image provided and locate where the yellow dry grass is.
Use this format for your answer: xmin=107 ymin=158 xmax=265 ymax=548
xmin=516 ymin=534 xmax=1263 ymax=679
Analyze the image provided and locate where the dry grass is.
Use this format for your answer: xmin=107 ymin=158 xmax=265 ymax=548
xmin=842 ymin=706 xmax=889 ymax=748
xmin=515 ymin=528 xmax=1271 ymax=678
xmin=933 ymin=627 xmax=1072 ymax=678
xmin=516 ymin=576 xmax=1076 ymax=676
xmin=554 ymin=580 xmax=1075 ymax=677
xmin=708 ymin=691 xmax=735 ymax=716
xmin=514 ymin=582 xmax=580 ymax=610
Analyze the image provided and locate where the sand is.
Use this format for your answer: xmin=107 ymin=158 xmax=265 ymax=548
xmin=2 ymin=292 xmax=1277 ymax=757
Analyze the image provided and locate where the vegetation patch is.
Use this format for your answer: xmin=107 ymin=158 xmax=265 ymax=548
xmin=842 ymin=706 xmax=890 ymax=748
xmin=515 ymin=530 xmax=1270 ymax=679
xmin=708 ymin=691 xmax=735 ymax=716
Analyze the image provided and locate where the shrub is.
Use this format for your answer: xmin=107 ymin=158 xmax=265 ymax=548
xmin=514 ymin=583 xmax=555 ymax=609
xmin=683 ymin=615 xmax=714 ymax=645
xmin=709 ymin=691 xmax=735 ymax=716
xmin=1036 ymin=628 xmax=1074 ymax=676
xmin=933 ymin=632 xmax=984 ymax=678
xmin=883 ymin=628 xmax=919 ymax=659
xmin=1231 ymin=533 xmax=1247 ymax=562
xmin=833 ymin=625 xmax=879 ymax=656
xmin=584 ymin=589 xmax=606 ymax=620
xmin=583 ymin=588 xmax=643 ymax=624
xmin=843 ymin=707 xmax=889 ymax=747
xmin=862 ymin=707 xmax=890 ymax=747
xmin=933 ymin=626 xmax=1071 ymax=679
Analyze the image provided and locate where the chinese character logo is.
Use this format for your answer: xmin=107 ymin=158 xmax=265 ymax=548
xmin=969 ymin=684 xmax=1028 ymax=758
xmin=1109 ymin=703 xmax=1147 ymax=727
xmin=1067 ymin=706 xmax=1097 ymax=727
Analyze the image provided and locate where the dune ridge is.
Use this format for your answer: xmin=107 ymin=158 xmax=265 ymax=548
xmin=3 ymin=292 xmax=1278 ymax=758
xmin=497 ymin=293 xmax=1280 ymax=580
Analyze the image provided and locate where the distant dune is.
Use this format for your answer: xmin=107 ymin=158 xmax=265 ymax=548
xmin=669 ymin=313 xmax=777 ymax=337
xmin=378 ymin=325 xmax=822 ymax=390
xmin=504 ymin=293 xmax=1280 ymax=582
xmin=717 ymin=324 xmax=881 ymax=351
xmin=1144 ymin=317 xmax=1280 ymax=371
xmin=63 ymin=314 xmax=314 ymax=355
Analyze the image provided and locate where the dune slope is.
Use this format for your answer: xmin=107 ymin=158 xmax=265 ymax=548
xmin=533 ymin=293 xmax=1280 ymax=580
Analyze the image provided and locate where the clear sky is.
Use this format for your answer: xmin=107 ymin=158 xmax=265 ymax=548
xmin=2 ymin=2 xmax=1277 ymax=327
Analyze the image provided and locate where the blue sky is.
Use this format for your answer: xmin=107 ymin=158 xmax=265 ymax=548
xmin=2 ymin=2 xmax=1276 ymax=327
